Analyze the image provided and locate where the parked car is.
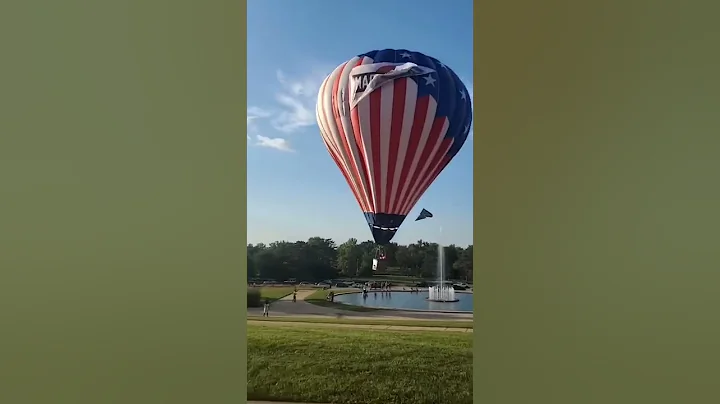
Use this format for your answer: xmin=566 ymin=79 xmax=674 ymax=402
xmin=334 ymin=282 xmax=350 ymax=288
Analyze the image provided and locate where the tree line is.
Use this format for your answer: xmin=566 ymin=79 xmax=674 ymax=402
xmin=248 ymin=237 xmax=473 ymax=282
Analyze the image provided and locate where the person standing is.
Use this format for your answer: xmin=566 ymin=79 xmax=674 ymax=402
xmin=263 ymin=298 xmax=270 ymax=317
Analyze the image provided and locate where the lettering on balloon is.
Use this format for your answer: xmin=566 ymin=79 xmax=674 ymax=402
xmin=352 ymin=73 xmax=379 ymax=94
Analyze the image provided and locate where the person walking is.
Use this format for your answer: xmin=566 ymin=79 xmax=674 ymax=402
xmin=262 ymin=298 xmax=270 ymax=317
xmin=292 ymin=291 xmax=297 ymax=302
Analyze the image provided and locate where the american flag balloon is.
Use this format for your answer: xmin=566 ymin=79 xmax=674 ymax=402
xmin=316 ymin=49 xmax=472 ymax=245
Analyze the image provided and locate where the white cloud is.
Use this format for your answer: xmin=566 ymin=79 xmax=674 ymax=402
xmin=256 ymin=135 xmax=294 ymax=152
xmin=246 ymin=67 xmax=330 ymax=150
xmin=248 ymin=66 xmax=474 ymax=148
xmin=266 ymin=68 xmax=474 ymax=136
xmin=246 ymin=107 xmax=294 ymax=151
xmin=247 ymin=107 xmax=272 ymax=140
xmin=247 ymin=106 xmax=271 ymax=124
xmin=269 ymin=68 xmax=328 ymax=133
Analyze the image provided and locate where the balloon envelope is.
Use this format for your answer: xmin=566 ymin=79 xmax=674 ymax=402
xmin=316 ymin=49 xmax=472 ymax=245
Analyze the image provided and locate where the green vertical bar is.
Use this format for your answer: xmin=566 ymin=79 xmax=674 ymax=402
xmin=474 ymin=1 xmax=719 ymax=403
xmin=0 ymin=0 xmax=247 ymax=402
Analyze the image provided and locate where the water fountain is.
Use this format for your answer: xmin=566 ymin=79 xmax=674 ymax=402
xmin=427 ymin=244 xmax=458 ymax=302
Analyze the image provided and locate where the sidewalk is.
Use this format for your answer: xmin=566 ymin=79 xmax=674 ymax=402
xmin=278 ymin=289 xmax=316 ymax=300
xmin=248 ymin=319 xmax=473 ymax=333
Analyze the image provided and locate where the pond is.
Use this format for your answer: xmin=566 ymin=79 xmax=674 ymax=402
xmin=334 ymin=290 xmax=473 ymax=312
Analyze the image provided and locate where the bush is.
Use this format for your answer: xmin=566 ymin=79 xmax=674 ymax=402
xmin=248 ymin=288 xmax=262 ymax=307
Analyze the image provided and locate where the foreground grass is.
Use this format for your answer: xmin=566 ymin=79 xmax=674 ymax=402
xmin=247 ymin=325 xmax=472 ymax=404
xmin=250 ymin=315 xmax=474 ymax=329
xmin=304 ymin=288 xmax=379 ymax=312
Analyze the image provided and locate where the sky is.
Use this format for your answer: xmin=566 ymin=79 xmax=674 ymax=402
xmin=247 ymin=0 xmax=474 ymax=247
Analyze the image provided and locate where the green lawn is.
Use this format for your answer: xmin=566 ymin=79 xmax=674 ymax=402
xmin=253 ymin=286 xmax=295 ymax=301
xmin=250 ymin=315 xmax=474 ymax=329
xmin=304 ymin=288 xmax=379 ymax=312
xmin=247 ymin=325 xmax=472 ymax=404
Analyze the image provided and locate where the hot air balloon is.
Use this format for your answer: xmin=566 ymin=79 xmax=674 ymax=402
xmin=316 ymin=49 xmax=472 ymax=246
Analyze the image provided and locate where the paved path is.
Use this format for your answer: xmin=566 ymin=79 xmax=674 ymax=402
xmin=249 ymin=288 xmax=473 ymax=321
xmin=278 ymin=289 xmax=315 ymax=301
xmin=249 ymin=319 xmax=473 ymax=333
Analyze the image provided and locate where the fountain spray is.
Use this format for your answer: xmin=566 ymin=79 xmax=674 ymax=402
xmin=427 ymin=224 xmax=458 ymax=302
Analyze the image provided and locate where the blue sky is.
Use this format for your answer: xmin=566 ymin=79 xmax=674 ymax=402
xmin=247 ymin=0 xmax=473 ymax=247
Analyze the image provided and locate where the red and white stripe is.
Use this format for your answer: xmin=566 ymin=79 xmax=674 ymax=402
xmin=317 ymin=58 xmax=454 ymax=217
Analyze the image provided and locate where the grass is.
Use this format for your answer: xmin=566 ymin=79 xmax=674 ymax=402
xmin=247 ymin=324 xmax=472 ymax=404
xmin=304 ymin=288 xmax=379 ymax=312
xmin=249 ymin=315 xmax=474 ymax=329
xmin=252 ymin=286 xmax=295 ymax=301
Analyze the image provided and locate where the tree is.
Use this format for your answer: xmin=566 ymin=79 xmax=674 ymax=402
xmin=357 ymin=240 xmax=377 ymax=277
xmin=247 ymin=237 xmax=473 ymax=282
xmin=336 ymin=238 xmax=361 ymax=276
xmin=452 ymin=245 xmax=473 ymax=282
xmin=247 ymin=256 xmax=256 ymax=280
xmin=444 ymin=244 xmax=462 ymax=279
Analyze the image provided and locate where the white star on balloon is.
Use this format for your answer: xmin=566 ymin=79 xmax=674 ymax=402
xmin=423 ymin=75 xmax=437 ymax=86
xmin=400 ymin=52 xmax=412 ymax=58
xmin=459 ymin=89 xmax=466 ymax=100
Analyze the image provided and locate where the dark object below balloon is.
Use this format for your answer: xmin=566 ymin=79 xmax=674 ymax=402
xmin=363 ymin=212 xmax=406 ymax=245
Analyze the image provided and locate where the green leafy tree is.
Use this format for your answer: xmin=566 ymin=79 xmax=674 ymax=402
xmin=452 ymin=245 xmax=473 ymax=282
xmin=336 ymin=238 xmax=361 ymax=276
xmin=247 ymin=237 xmax=472 ymax=282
